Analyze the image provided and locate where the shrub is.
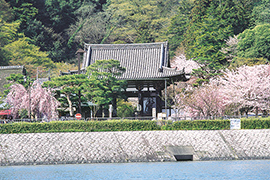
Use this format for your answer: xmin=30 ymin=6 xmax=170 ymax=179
xmin=162 ymin=120 xmax=230 ymax=130
xmin=241 ymin=117 xmax=270 ymax=129
xmin=1 ymin=117 xmax=270 ymax=134
xmin=0 ymin=120 xmax=160 ymax=134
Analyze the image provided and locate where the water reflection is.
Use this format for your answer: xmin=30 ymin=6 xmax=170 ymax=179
xmin=0 ymin=160 xmax=269 ymax=180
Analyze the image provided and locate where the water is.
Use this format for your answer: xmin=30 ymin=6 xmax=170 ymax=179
xmin=0 ymin=160 xmax=270 ymax=180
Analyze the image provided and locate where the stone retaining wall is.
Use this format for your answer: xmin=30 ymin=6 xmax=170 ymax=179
xmin=0 ymin=129 xmax=270 ymax=166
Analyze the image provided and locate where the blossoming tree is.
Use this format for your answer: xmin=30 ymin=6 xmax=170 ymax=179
xmin=174 ymin=65 xmax=270 ymax=118
xmin=171 ymin=53 xmax=199 ymax=74
xmin=218 ymin=65 xmax=270 ymax=115
xmin=183 ymin=83 xmax=227 ymax=118
xmin=5 ymin=83 xmax=27 ymax=118
xmin=6 ymin=82 xmax=60 ymax=120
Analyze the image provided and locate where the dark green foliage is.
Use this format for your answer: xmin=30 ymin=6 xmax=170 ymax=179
xmin=5 ymin=0 xmax=38 ymax=31
xmin=43 ymin=74 xmax=88 ymax=117
xmin=177 ymin=0 xmax=234 ymax=82
xmin=167 ymin=0 xmax=194 ymax=56
xmin=241 ymin=118 xmax=270 ymax=129
xmin=23 ymin=19 xmax=66 ymax=62
xmin=0 ymin=0 xmax=14 ymax=22
xmin=84 ymin=60 xmax=127 ymax=116
xmin=37 ymin=0 xmax=106 ymax=62
xmin=2 ymin=0 xmax=266 ymax=73
xmin=251 ymin=0 xmax=270 ymax=25
xmin=0 ymin=69 xmax=27 ymax=95
xmin=0 ymin=120 xmax=160 ymax=134
xmin=191 ymin=57 xmax=224 ymax=86
xmin=183 ymin=0 xmax=235 ymax=59
xmin=5 ymin=73 xmax=32 ymax=88
xmin=134 ymin=21 xmax=155 ymax=43
xmin=162 ymin=120 xmax=230 ymax=130
xmin=108 ymin=0 xmax=180 ymax=43
xmin=0 ymin=0 xmax=16 ymax=66
xmin=40 ymin=0 xmax=100 ymax=33
xmin=5 ymin=0 xmax=105 ymax=63
xmin=168 ymin=0 xmax=256 ymax=82
xmin=117 ymin=100 xmax=136 ymax=118
xmin=237 ymin=24 xmax=270 ymax=61
xmin=1 ymin=118 xmax=270 ymax=134
xmin=2 ymin=73 xmax=33 ymax=95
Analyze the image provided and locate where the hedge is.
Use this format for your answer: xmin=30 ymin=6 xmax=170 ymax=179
xmin=0 ymin=118 xmax=270 ymax=134
xmin=161 ymin=120 xmax=230 ymax=130
xmin=241 ymin=118 xmax=270 ymax=129
xmin=0 ymin=120 xmax=160 ymax=134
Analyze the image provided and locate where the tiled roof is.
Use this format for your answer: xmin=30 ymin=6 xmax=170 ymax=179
xmin=82 ymin=42 xmax=186 ymax=80
xmin=34 ymin=78 xmax=50 ymax=85
xmin=0 ymin=66 xmax=25 ymax=93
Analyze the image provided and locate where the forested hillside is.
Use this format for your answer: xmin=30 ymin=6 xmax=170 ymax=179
xmin=1 ymin=0 xmax=270 ymax=78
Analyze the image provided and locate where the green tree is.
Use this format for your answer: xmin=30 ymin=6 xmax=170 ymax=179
xmin=107 ymin=0 xmax=180 ymax=43
xmin=1 ymin=1 xmax=56 ymax=73
xmin=23 ymin=18 xmax=66 ymax=63
xmin=226 ymin=0 xmax=255 ymax=35
xmin=237 ymin=24 xmax=270 ymax=61
xmin=2 ymin=73 xmax=33 ymax=98
xmin=167 ymin=0 xmax=194 ymax=56
xmin=5 ymin=0 xmax=38 ymax=31
xmin=50 ymin=62 xmax=78 ymax=78
xmin=134 ymin=21 xmax=155 ymax=43
xmin=0 ymin=0 xmax=14 ymax=22
xmin=40 ymin=0 xmax=107 ymax=62
xmin=178 ymin=0 xmax=255 ymax=83
xmin=5 ymin=73 xmax=31 ymax=88
xmin=3 ymin=36 xmax=55 ymax=76
xmin=251 ymin=0 xmax=270 ymax=25
xmin=5 ymin=0 xmax=103 ymax=63
xmin=117 ymin=99 xmax=135 ymax=118
xmin=183 ymin=1 xmax=233 ymax=84
xmin=66 ymin=1 xmax=110 ymax=46
xmin=43 ymin=0 xmax=82 ymax=33
xmin=84 ymin=59 xmax=127 ymax=117
xmin=230 ymin=57 xmax=267 ymax=69
xmin=43 ymin=74 xmax=88 ymax=117
xmin=0 ymin=20 xmax=20 ymax=66
xmin=0 ymin=0 xmax=16 ymax=66
xmin=184 ymin=0 xmax=236 ymax=60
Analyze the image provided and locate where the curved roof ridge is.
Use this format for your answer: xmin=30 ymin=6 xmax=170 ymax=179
xmin=0 ymin=65 xmax=24 ymax=69
xmin=84 ymin=41 xmax=167 ymax=46
xmin=162 ymin=66 xmax=184 ymax=73
xmin=81 ymin=41 xmax=189 ymax=81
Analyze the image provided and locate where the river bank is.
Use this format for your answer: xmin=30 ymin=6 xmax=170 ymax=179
xmin=1 ymin=129 xmax=270 ymax=166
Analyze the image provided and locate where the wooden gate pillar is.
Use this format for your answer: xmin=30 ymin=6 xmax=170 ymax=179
xmin=154 ymin=81 xmax=163 ymax=114
xmin=136 ymin=84 xmax=144 ymax=116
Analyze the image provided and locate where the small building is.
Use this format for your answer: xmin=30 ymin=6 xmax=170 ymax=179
xmin=0 ymin=66 xmax=26 ymax=94
xmin=0 ymin=66 xmax=26 ymax=119
xmin=80 ymin=42 xmax=190 ymax=117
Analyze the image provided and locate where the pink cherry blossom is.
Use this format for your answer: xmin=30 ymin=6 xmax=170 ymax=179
xmin=6 ymin=82 xmax=60 ymax=120
xmin=6 ymin=84 xmax=27 ymax=119
xmin=183 ymin=83 xmax=227 ymax=117
xmin=171 ymin=53 xmax=199 ymax=74
xmin=218 ymin=65 xmax=270 ymax=113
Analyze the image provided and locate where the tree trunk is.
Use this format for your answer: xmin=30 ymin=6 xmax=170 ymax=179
xmin=112 ymin=97 xmax=117 ymax=117
xmin=66 ymin=93 xmax=74 ymax=117
xmin=255 ymin=107 xmax=259 ymax=117
xmin=101 ymin=105 xmax=105 ymax=118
